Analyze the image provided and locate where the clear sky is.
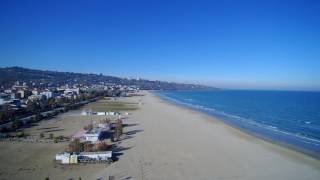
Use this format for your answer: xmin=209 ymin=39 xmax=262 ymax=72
xmin=0 ymin=0 xmax=319 ymax=90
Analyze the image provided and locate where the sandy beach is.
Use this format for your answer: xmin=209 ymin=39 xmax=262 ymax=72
xmin=105 ymin=91 xmax=320 ymax=180
xmin=0 ymin=91 xmax=319 ymax=179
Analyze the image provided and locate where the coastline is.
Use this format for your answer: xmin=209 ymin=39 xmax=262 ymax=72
xmin=0 ymin=91 xmax=319 ymax=179
xmin=154 ymin=91 xmax=320 ymax=159
xmin=105 ymin=91 xmax=320 ymax=180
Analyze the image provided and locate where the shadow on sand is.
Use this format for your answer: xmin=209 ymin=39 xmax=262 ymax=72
xmin=111 ymin=145 xmax=133 ymax=162
xmin=125 ymin=129 xmax=143 ymax=136
xmin=123 ymin=123 xmax=139 ymax=127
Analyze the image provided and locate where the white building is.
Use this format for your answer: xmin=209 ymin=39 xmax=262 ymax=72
xmin=0 ymin=93 xmax=11 ymax=105
xmin=28 ymin=94 xmax=44 ymax=101
xmin=40 ymin=91 xmax=53 ymax=99
xmin=79 ymin=151 xmax=112 ymax=161
xmin=17 ymin=90 xmax=26 ymax=99
xmin=55 ymin=152 xmax=71 ymax=164
xmin=96 ymin=112 xmax=106 ymax=116
xmin=81 ymin=110 xmax=92 ymax=116
xmin=107 ymin=111 xmax=115 ymax=116
xmin=55 ymin=152 xmax=78 ymax=164
xmin=64 ymin=88 xmax=80 ymax=95
xmin=32 ymin=90 xmax=39 ymax=95
xmin=4 ymin=89 xmax=11 ymax=94
xmin=84 ymin=127 xmax=103 ymax=142
xmin=98 ymin=123 xmax=110 ymax=131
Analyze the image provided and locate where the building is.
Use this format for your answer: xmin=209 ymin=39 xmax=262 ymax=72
xmin=64 ymin=88 xmax=80 ymax=95
xmin=0 ymin=93 xmax=11 ymax=105
xmin=11 ymin=92 xmax=21 ymax=99
xmin=55 ymin=151 xmax=112 ymax=164
xmin=71 ymin=130 xmax=86 ymax=141
xmin=96 ymin=112 xmax=106 ymax=116
xmin=55 ymin=152 xmax=78 ymax=164
xmin=81 ymin=110 xmax=92 ymax=116
xmin=83 ymin=127 xmax=104 ymax=142
xmin=79 ymin=151 xmax=112 ymax=161
xmin=40 ymin=91 xmax=53 ymax=99
xmin=98 ymin=123 xmax=110 ymax=130
xmin=55 ymin=152 xmax=71 ymax=164
xmin=69 ymin=154 xmax=78 ymax=164
xmin=17 ymin=90 xmax=26 ymax=99
xmin=28 ymin=94 xmax=44 ymax=101
xmin=4 ymin=89 xmax=12 ymax=94
xmin=32 ymin=90 xmax=39 ymax=95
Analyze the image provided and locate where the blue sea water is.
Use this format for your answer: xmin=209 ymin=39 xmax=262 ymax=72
xmin=157 ymin=90 xmax=320 ymax=157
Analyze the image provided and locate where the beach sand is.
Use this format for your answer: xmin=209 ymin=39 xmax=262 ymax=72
xmin=0 ymin=91 xmax=319 ymax=179
xmin=105 ymin=91 xmax=320 ymax=180
xmin=0 ymin=97 xmax=137 ymax=180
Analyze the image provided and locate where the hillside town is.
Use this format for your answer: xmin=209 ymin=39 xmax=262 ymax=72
xmin=0 ymin=80 xmax=139 ymax=132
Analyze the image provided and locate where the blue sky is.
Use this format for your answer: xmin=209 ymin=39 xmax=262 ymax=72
xmin=0 ymin=0 xmax=319 ymax=90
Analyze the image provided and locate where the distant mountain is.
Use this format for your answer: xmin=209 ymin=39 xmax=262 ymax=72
xmin=0 ymin=67 xmax=217 ymax=90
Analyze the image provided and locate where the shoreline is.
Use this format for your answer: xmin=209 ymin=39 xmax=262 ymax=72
xmin=105 ymin=91 xmax=320 ymax=179
xmin=154 ymin=91 xmax=320 ymax=160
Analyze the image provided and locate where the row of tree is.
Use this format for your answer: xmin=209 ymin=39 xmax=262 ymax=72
xmin=68 ymin=139 xmax=109 ymax=152
xmin=0 ymin=89 xmax=122 ymax=125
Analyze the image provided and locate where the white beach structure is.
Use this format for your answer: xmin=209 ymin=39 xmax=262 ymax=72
xmin=81 ymin=111 xmax=88 ymax=116
xmin=55 ymin=152 xmax=71 ymax=164
xmin=55 ymin=152 xmax=78 ymax=164
xmin=81 ymin=109 xmax=92 ymax=116
xmin=83 ymin=127 xmax=103 ymax=142
xmin=96 ymin=112 xmax=106 ymax=115
xmin=79 ymin=151 xmax=112 ymax=161
xmin=108 ymin=112 xmax=115 ymax=116
xmin=98 ymin=123 xmax=110 ymax=130
xmin=81 ymin=111 xmax=121 ymax=116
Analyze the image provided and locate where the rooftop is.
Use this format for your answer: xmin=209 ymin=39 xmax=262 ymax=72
xmin=85 ymin=127 xmax=103 ymax=135
xmin=79 ymin=151 xmax=112 ymax=155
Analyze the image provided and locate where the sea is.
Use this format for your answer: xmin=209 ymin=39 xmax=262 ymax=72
xmin=156 ymin=90 xmax=320 ymax=158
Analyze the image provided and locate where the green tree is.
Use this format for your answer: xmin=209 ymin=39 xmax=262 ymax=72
xmin=96 ymin=142 xmax=109 ymax=151
xmin=1 ymin=104 xmax=15 ymax=121
xmin=83 ymin=141 xmax=94 ymax=152
xmin=33 ymin=113 xmax=42 ymax=122
xmin=39 ymin=133 xmax=44 ymax=138
xmin=11 ymin=118 xmax=20 ymax=130
xmin=68 ymin=139 xmax=84 ymax=153
xmin=0 ymin=111 xmax=7 ymax=123
xmin=53 ymin=137 xmax=59 ymax=143
xmin=114 ymin=119 xmax=123 ymax=141
xmin=16 ymin=131 xmax=25 ymax=138
xmin=47 ymin=98 xmax=56 ymax=109
xmin=27 ymin=100 xmax=37 ymax=113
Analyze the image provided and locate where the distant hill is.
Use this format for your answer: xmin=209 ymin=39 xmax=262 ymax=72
xmin=0 ymin=67 xmax=217 ymax=90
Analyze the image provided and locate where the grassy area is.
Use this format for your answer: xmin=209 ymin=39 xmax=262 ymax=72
xmin=84 ymin=99 xmax=139 ymax=112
